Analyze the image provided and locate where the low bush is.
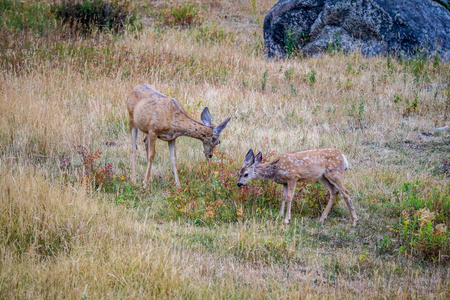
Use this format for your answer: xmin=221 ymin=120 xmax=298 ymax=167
xmin=395 ymin=208 xmax=449 ymax=262
xmin=390 ymin=181 xmax=450 ymax=225
xmin=52 ymin=0 xmax=140 ymax=34
xmin=0 ymin=0 xmax=55 ymax=34
xmin=75 ymin=145 xmax=129 ymax=192
xmin=388 ymin=181 xmax=450 ymax=262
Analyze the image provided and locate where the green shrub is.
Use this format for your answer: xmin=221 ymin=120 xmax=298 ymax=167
xmin=284 ymin=29 xmax=309 ymax=58
xmin=390 ymin=181 xmax=450 ymax=225
xmin=284 ymin=29 xmax=297 ymax=57
xmin=402 ymin=52 xmax=431 ymax=83
xmin=377 ymin=234 xmax=395 ymax=255
xmin=327 ymin=34 xmax=342 ymax=53
xmin=306 ymin=69 xmax=316 ymax=85
xmin=261 ymin=69 xmax=268 ymax=92
xmin=388 ymin=181 xmax=450 ymax=262
xmin=52 ymin=0 xmax=140 ymax=34
xmin=395 ymin=208 xmax=449 ymax=262
xmin=0 ymin=0 xmax=55 ymax=34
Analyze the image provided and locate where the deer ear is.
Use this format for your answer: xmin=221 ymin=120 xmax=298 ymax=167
xmin=201 ymin=107 xmax=212 ymax=126
xmin=254 ymin=151 xmax=263 ymax=165
xmin=244 ymin=149 xmax=255 ymax=165
xmin=213 ymin=116 xmax=231 ymax=136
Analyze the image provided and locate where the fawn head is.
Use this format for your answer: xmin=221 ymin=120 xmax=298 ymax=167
xmin=237 ymin=149 xmax=263 ymax=187
xmin=200 ymin=107 xmax=231 ymax=159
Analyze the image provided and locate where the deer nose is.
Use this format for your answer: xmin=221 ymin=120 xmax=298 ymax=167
xmin=237 ymin=182 xmax=243 ymax=187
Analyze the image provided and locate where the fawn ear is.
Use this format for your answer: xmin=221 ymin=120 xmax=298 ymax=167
xmin=270 ymin=158 xmax=280 ymax=165
xmin=244 ymin=149 xmax=255 ymax=165
xmin=201 ymin=107 xmax=212 ymax=126
xmin=213 ymin=116 xmax=231 ymax=136
xmin=254 ymin=151 xmax=263 ymax=165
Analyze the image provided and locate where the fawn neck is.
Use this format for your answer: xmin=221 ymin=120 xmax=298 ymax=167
xmin=254 ymin=163 xmax=282 ymax=183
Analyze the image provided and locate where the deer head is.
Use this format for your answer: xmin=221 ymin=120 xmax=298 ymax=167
xmin=237 ymin=149 xmax=263 ymax=187
xmin=200 ymin=107 xmax=231 ymax=159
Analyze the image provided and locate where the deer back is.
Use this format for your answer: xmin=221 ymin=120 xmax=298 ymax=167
xmin=127 ymin=84 xmax=159 ymax=117
xmin=132 ymin=87 xmax=215 ymax=144
xmin=275 ymin=148 xmax=348 ymax=181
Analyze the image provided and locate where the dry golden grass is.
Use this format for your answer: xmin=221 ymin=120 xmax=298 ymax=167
xmin=1 ymin=0 xmax=449 ymax=299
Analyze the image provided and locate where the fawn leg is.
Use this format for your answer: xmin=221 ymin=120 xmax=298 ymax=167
xmin=319 ymin=177 xmax=338 ymax=224
xmin=284 ymin=181 xmax=297 ymax=224
xmin=324 ymin=173 xmax=358 ymax=226
xmin=280 ymin=184 xmax=288 ymax=217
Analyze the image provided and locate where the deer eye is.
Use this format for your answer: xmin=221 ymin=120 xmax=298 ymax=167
xmin=244 ymin=173 xmax=248 ymax=177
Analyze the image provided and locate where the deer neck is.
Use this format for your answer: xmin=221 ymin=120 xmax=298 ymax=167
xmin=173 ymin=112 xmax=213 ymax=141
xmin=254 ymin=163 xmax=279 ymax=182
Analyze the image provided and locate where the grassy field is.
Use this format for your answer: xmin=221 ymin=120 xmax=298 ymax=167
xmin=1 ymin=0 xmax=449 ymax=299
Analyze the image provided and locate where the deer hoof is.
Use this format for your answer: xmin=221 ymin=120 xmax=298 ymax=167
xmin=283 ymin=219 xmax=290 ymax=225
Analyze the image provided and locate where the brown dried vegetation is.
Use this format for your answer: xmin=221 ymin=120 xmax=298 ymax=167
xmin=1 ymin=0 xmax=449 ymax=299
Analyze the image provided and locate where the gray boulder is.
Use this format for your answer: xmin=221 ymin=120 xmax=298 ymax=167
xmin=264 ymin=0 xmax=450 ymax=60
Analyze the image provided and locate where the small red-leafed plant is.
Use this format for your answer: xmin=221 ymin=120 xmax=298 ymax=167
xmin=76 ymin=145 xmax=128 ymax=191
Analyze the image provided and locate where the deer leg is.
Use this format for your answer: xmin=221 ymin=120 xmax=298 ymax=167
xmin=324 ymin=173 xmax=358 ymax=226
xmin=280 ymin=184 xmax=288 ymax=217
xmin=143 ymin=133 xmax=156 ymax=187
xmin=144 ymin=136 xmax=148 ymax=156
xmin=284 ymin=181 xmax=297 ymax=224
xmin=131 ymin=126 xmax=138 ymax=183
xmin=168 ymin=140 xmax=180 ymax=187
xmin=319 ymin=177 xmax=338 ymax=224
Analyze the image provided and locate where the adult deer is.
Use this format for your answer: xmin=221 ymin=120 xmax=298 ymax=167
xmin=127 ymin=84 xmax=231 ymax=187
xmin=237 ymin=149 xmax=358 ymax=226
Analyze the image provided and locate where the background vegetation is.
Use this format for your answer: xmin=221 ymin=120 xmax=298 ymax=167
xmin=1 ymin=0 xmax=449 ymax=298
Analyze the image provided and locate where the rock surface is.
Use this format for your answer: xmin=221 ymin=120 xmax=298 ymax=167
xmin=264 ymin=0 xmax=450 ymax=60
